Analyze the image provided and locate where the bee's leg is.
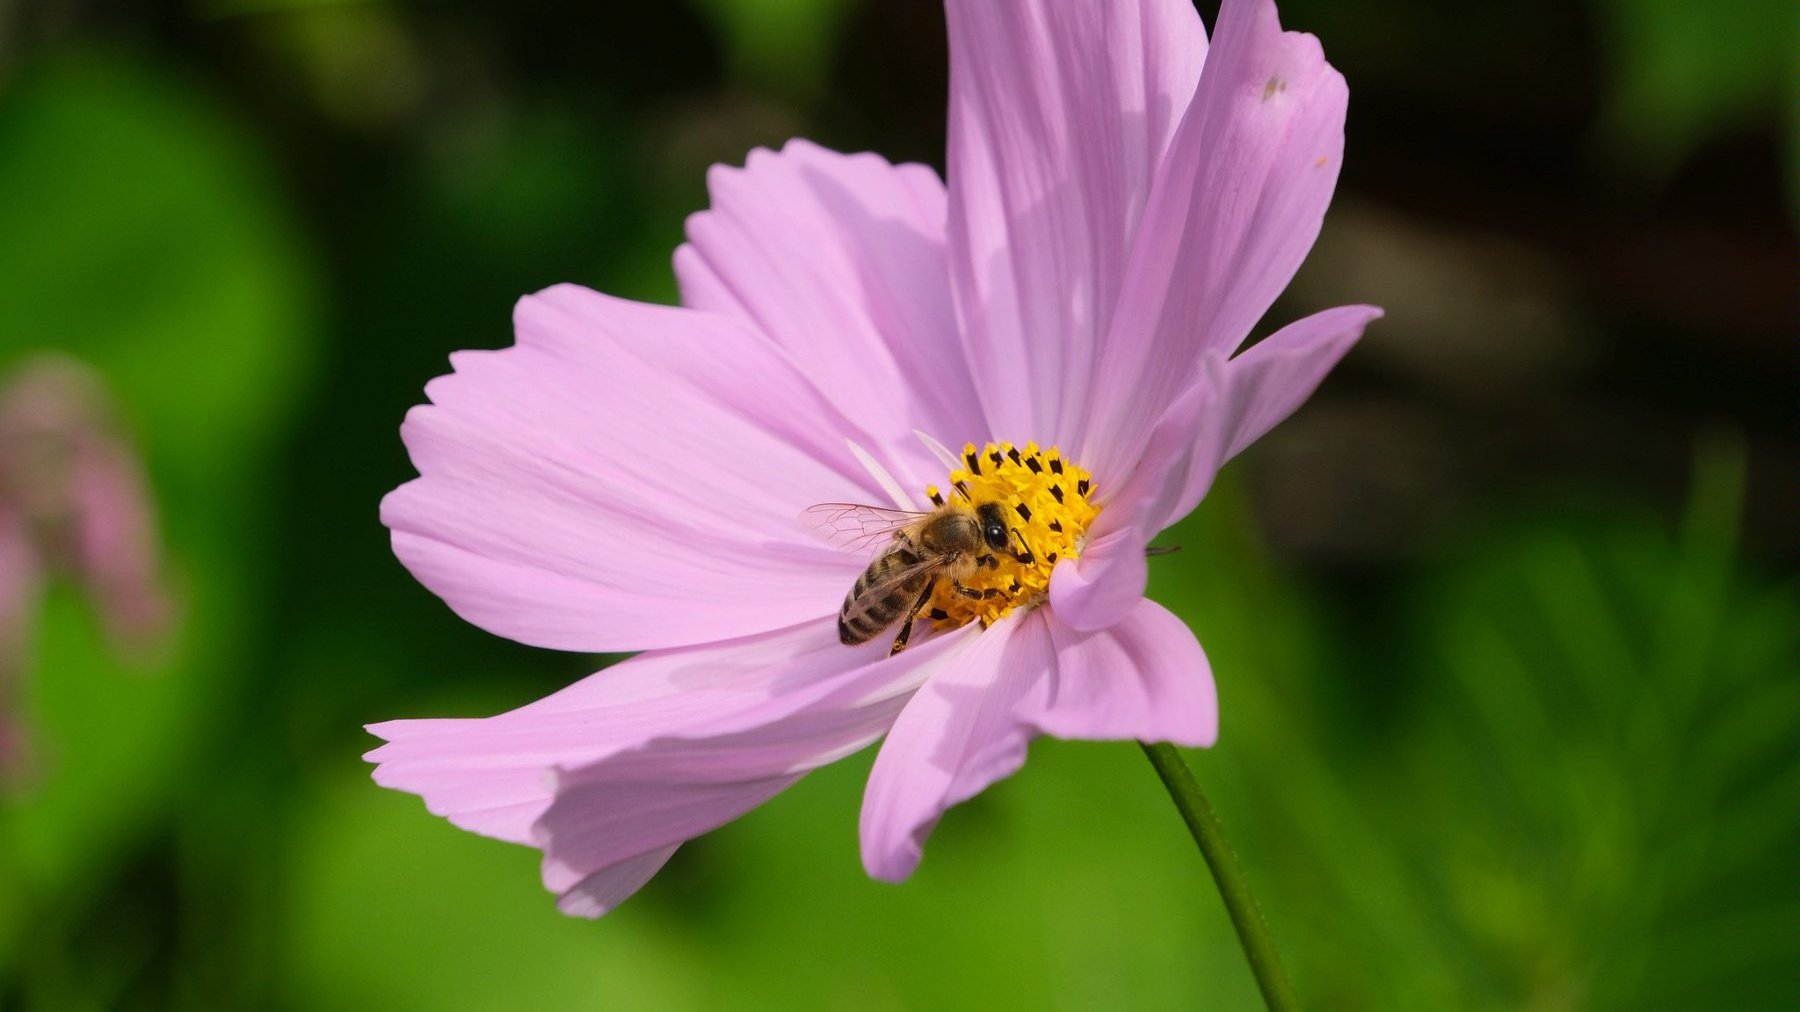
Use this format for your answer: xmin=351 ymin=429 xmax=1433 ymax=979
xmin=889 ymin=579 xmax=937 ymax=656
xmin=1009 ymin=529 xmax=1035 ymax=565
xmin=952 ymin=582 xmax=983 ymax=600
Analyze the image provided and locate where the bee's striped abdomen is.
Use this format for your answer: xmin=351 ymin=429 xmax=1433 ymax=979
xmin=838 ymin=545 xmax=929 ymax=645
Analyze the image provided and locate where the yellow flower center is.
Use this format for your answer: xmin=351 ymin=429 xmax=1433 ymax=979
xmin=924 ymin=442 xmax=1099 ymax=630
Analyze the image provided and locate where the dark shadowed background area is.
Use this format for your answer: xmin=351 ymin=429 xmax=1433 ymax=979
xmin=0 ymin=0 xmax=1792 ymax=1008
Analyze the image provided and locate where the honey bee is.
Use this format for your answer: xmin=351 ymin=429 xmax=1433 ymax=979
xmin=803 ymin=500 xmax=1029 ymax=655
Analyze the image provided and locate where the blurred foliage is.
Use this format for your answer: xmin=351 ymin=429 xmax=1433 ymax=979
xmin=690 ymin=0 xmax=856 ymax=101
xmin=1589 ymin=0 xmax=1790 ymax=183
xmin=0 ymin=49 xmax=316 ymax=1008
xmin=0 ymin=54 xmax=314 ymax=478
xmin=1153 ymin=445 xmax=1796 ymax=1010
xmin=0 ymin=0 xmax=1792 ymax=1009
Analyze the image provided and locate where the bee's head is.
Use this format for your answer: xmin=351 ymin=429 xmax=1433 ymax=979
xmin=974 ymin=501 xmax=1012 ymax=552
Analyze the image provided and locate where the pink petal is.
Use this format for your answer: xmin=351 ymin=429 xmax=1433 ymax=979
xmin=1054 ymin=305 xmax=1374 ymax=622
xmin=1082 ymin=0 xmax=1348 ymax=471
xmin=0 ymin=506 xmax=37 ymax=653
xmin=1048 ymin=378 xmax=1209 ymax=632
xmin=859 ymin=600 xmax=1215 ymax=882
xmin=68 ymin=432 xmax=170 ymax=649
xmin=1037 ymin=599 xmax=1216 ymax=747
xmin=1217 ymin=304 xmax=1381 ymax=461
xmin=382 ymin=284 xmax=885 ymax=653
xmin=369 ymin=620 xmax=980 ymax=915
xmin=0 ymin=356 xmax=168 ymax=654
xmin=1152 ymin=305 xmax=1381 ymax=531
xmin=675 ymin=140 xmax=984 ymax=472
xmin=1043 ymin=522 xmax=1148 ymax=636
xmin=859 ymin=611 xmax=1039 ymax=882
xmin=0 ymin=508 xmax=36 ymax=779
xmin=944 ymin=0 xmax=1208 ymax=442
xmin=553 ymin=845 xmax=680 ymax=919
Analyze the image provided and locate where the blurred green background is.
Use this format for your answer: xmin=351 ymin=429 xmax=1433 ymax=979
xmin=0 ymin=0 xmax=1792 ymax=1008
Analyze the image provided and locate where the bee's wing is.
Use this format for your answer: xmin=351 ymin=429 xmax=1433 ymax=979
xmin=860 ymin=554 xmax=949 ymax=602
xmin=841 ymin=554 xmax=950 ymax=631
xmin=801 ymin=502 xmax=927 ymax=553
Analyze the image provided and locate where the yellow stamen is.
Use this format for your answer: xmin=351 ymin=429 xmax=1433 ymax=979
xmin=926 ymin=441 xmax=1099 ymax=630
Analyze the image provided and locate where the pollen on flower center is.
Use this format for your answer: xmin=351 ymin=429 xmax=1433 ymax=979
xmin=923 ymin=442 xmax=1098 ymax=630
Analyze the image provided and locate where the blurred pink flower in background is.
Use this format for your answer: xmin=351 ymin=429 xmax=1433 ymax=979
xmin=370 ymin=0 xmax=1378 ymax=915
xmin=0 ymin=503 xmax=35 ymax=779
xmin=0 ymin=356 xmax=172 ymax=781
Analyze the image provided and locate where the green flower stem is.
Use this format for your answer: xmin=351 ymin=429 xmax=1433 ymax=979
xmin=1140 ymin=741 xmax=1300 ymax=1012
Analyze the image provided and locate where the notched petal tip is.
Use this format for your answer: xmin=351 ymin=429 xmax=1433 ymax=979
xmin=552 ymin=845 xmax=682 ymax=919
xmin=373 ymin=624 xmax=957 ymax=916
xmin=862 ymin=833 xmax=927 ymax=885
xmin=380 ymin=282 xmax=870 ymax=654
xmin=513 ymin=279 xmax=579 ymax=313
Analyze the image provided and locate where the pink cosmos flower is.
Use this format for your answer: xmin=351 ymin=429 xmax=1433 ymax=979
xmin=0 ymin=356 xmax=172 ymax=780
xmin=369 ymin=0 xmax=1379 ymax=917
